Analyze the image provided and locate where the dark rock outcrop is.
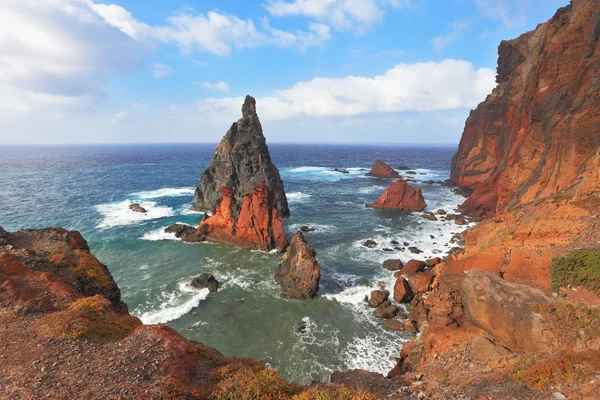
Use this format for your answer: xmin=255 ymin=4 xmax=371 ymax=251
xmin=449 ymin=0 xmax=600 ymax=218
xmin=165 ymin=224 xmax=205 ymax=243
xmin=365 ymin=160 xmax=400 ymax=178
xmin=274 ymin=231 xmax=320 ymax=299
xmin=129 ymin=203 xmax=147 ymax=213
xmin=193 ymin=95 xmax=289 ymax=251
xmin=366 ymin=180 xmax=427 ymax=211
xmin=190 ymin=273 xmax=219 ymax=293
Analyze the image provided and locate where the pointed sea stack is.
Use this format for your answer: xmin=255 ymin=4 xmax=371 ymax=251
xmin=193 ymin=95 xmax=289 ymax=251
xmin=366 ymin=179 xmax=427 ymax=211
xmin=365 ymin=160 xmax=400 ymax=178
xmin=274 ymin=231 xmax=320 ymax=299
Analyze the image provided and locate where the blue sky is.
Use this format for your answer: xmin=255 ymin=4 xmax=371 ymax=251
xmin=0 ymin=0 xmax=567 ymax=144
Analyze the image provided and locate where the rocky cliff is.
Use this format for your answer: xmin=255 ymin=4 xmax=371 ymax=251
xmin=0 ymin=227 xmax=388 ymax=399
xmin=450 ymin=0 xmax=600 ymax=217
xmin=193 ymin=96 xmax=289 ymax=251
xmin=274 ymin=231 xmax=321 ymax=299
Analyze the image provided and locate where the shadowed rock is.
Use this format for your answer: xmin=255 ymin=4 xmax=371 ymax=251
xmin=274 ymin=231 xmax=320 ymax=299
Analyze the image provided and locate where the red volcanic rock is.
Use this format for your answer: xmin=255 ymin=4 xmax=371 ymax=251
xmin=274 ymin=231 xmax=320 ymax=299
xmin=366 ymin=180 xmax=427 ymax=211
xmin=394 ymin=259 xmax=426 ymax=278
xmin=365 ymin=160 xmax=400 ymax=178
xmin=393 ymin=277 xmax=414 ymax=303
xmin=462 ymin=269 xmax=557 ymax=352
xmin=193 ymin=95 xmax=289 ymax=251
xmin=198 ymin=183 xmax=288 ymax=252
xmin=450 ymin=1 xmax=600 ymax=217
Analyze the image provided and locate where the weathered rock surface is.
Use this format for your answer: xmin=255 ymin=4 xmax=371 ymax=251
xmin=274 ymin=231 xmax=320 ymax=299
xmin=129 ymin=203 xmax=147 ymax=213
xmin=165 ymin=223 xmax=205 ymax=243
xmin=193 ymin=95 xmax=289 ymax=251
xmin=383 ymin=259 xmax=403 ymax=271
xmin=190 ymin=273 xmax=219 ymax=293
xmin=462 ymin=269 xmax=556 ymax=352
xmin=366 ymin=180 xmax=427 ymax=211
xmin=365 ymin=160 xmax=400 ymax=178
xmin=449 ymin=0 xmax=600 ymax=218
xmin=368 ymin=289 xmax=389 ymax=308
xmin=393 ymin=277 xmax=414 ymax=303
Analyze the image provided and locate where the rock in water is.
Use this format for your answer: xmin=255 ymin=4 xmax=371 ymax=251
xmin=190 ymin=273 xmax=219 ymax=293
xmin=129 ymin=203 xmax=147 ymax=213
xmin=193 ymin=95 xmax=289 ymax=251
xmin=449 ymin=0 xmax=600 ymax=218
xmin=365 ymin=160 xmax=400 ymax=178
xmin=274 ymin=231 xmax=320 ymax=299
xmin=366 ymin=180 xmax=427 ymax=211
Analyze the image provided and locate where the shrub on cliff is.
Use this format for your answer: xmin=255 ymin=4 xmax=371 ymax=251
xmin=550 ymin=249 xmax=600 ymax=294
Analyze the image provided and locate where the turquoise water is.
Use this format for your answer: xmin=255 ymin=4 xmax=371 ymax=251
xmin=0 ymin=143 xmax=468 ymax=384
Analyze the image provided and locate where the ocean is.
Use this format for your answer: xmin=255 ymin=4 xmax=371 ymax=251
xmin=0 ymin=143 xmax=468 ymax=384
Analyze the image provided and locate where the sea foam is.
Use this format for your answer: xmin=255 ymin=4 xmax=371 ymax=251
xmin=138 ymin=285 xmax=210 ymax=325
xmin=95 ymin=200 xmax=175 ymax=229
xmin=130 ymin=187 xmax=195 ymax=199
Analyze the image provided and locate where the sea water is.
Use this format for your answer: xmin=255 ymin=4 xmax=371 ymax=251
xmin=0 ymin=143 xmax=469 ymax=384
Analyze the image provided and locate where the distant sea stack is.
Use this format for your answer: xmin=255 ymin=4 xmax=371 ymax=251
xmin=365 ymin=160 xmax=400 ymax=178
xmin=366 ymin=180 xmax=427 ymax=211
xmin=193 ymin=95 xmax=289 ymax=251
xmin=274 ymin=231 xmax=320 ymax=299
xmin=449 ymin=0 xmax=600 ymax=218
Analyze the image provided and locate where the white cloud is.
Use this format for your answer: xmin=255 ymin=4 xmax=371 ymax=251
xmin=431 ymin=18 xmax=472 ymax=50
xmin=94 ymin=5 xmax=331 ymax=56
xmin=0 ymin=0 xmax=146 ymax=115
xmin=474 ymin=0 xmax=529 ymax=28
xmin=152 ymin=63 xmax=172 ymax=78
xmin=195 ymin=81 xmax=230 ymax=94
xmin=191 ymin=59 xmax=495 ymax=121
xmin=264 ymin=0 xmax=411 ymax=32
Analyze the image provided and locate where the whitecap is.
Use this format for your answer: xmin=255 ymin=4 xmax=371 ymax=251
xmin=141 ymin=227 xmax=179 ymax=241
xmin=137 ymin=287 xmax=210 ymax=324
xmin=95 ymin=200 xmax=174 ymax=229
xmin=130 ymin=187 xmax=195 ymax=199
xmin=288 ymin=223 xmax=335 ymax=233
xmin=287 ymin=192 xmax=312 ymax=202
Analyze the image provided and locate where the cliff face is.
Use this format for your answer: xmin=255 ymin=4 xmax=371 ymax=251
xmin=274 ymin=231 xmax=321 ymax=299
xmin=194 ymin=96 xmax=290 ymax=251
xmin=450 ymin=0 xmax=600 ymax=217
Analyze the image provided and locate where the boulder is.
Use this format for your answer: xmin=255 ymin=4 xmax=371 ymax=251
xmin=129 ymin=203 xmax=147 ymax=213
xmin=190 ymin=273 xmax=219 ymax=293
xmin=331 ymin=168 xmax=350 ymax=174
xmin=366 ymin=180 xmax=427 ymax=211
xmin=408 ymin=247 xmax=423 ymax=254
xmin=408 ymin=272 xmax=434 ymax=295
xmin=395 ymin=260 xmax=425 ymax=277
xmin=274 ymin=232 xmax=320 ymax=299
xmin=425 ymin=257 xmax=442 ymax=266
xmin=436 ymin=209 xmax=446 ymax=215
xmin=165 ymin=224 xmax=205 ymax=243
xmin=368 ymin=290 xmax=389 ymax=308
xmin=365 ymin=160 xmax=400 ymax=178
xmin=299 ymin=226 xmax=315 ymax=233
xmin=383 ymin=319 xmax=405 ymax=331
xmin=462 ymin=269 xmax=557 ymax=351
xmin=194 ymin=96 xmax=289 ymax=251
xmin=375 ymin=304 xmax=398 ymax=319
xmin=403 ymin=320 xmax=418 ymax=333
xmin=421 ymin=213 xmax=437 ymax=221
xmin=393 ymin=278 xmax=414 ymax=303
xmin=383 ymin=259 xmax=403 ymax=271
xmin=455 ymin=217 xmax=466 ymax=225
xmin=362 ymin=240 xmax=378 ymax=248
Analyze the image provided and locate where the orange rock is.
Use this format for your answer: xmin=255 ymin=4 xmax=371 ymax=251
xmin=393 ymin=277 xmax=414 ymax=303
xmin=365 ymin=160 xmax=400 ymax=178
xmin=366 ymin=180 xmax=426 ymax=211
xmin=408 ymin=271 xmax=433 ymax=295
xmin=197 ymin=183 xmax=289 ymax=252
xmin=449 ymin=1 xmax=600 ymax=217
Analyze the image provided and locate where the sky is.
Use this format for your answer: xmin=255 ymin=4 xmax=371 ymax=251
xmin=0 ymin=0 xmax=568 ymax=144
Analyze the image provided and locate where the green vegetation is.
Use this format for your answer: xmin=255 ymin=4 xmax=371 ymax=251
xmin=550 ymin=248 xmax=600 ymax=294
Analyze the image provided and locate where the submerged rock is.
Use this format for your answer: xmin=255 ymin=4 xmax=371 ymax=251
xmin=331 ymin=168 xmax=350 ymax=174
xmin=365 ymin=160 xmax=400 ymax=178
xmin=366 ymin=180 xmax=427 ymax=211
xmin=129 ymin=203 xmax=147 ymax=213
xmin=274 ymin=232 xmax=320 ymax=299
xmin=194 ymin=95 xmax=289 ymax=251
xmin=362 ymin=239 xmax=378 ymax=248
xmin=190 ymin=273 xmax=219 ymax=293
xmin=299 ymin=226 xmax=315 ymax=233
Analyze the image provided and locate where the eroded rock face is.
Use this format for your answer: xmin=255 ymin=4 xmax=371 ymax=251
xmin=366 ymin=180 xmax=427 ymax=211
xmin=274 ymin=231 xmax=320 ymax=299
xmin=449 ymin=0 xmax=600 ymax=217
xmin=462 ymin=269 xmax=556 ymax=352
xmin=194 ymin=95 xmax=289 ymax=251
xmin=365 ymin=160 xmax=400 ymax=178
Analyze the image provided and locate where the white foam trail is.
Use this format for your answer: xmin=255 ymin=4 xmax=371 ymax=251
xmin=95 ymin=200 xmax=174 ymax=229
xmin=287 ymin=192 xmax=312 ymax=202
xmin=141 ymin=227 xmax=179 ymax=241
xmin=288 ymin=223 xmax=335 ymax=233
xmin=138 ymin=288 xmax=210 ymax=324
xmin=130 ymin=187 xmax=195 ymax=199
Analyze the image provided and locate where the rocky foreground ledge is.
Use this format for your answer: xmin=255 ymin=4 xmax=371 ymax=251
xmin=0 ymin=226 xmax=410 ymax=399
